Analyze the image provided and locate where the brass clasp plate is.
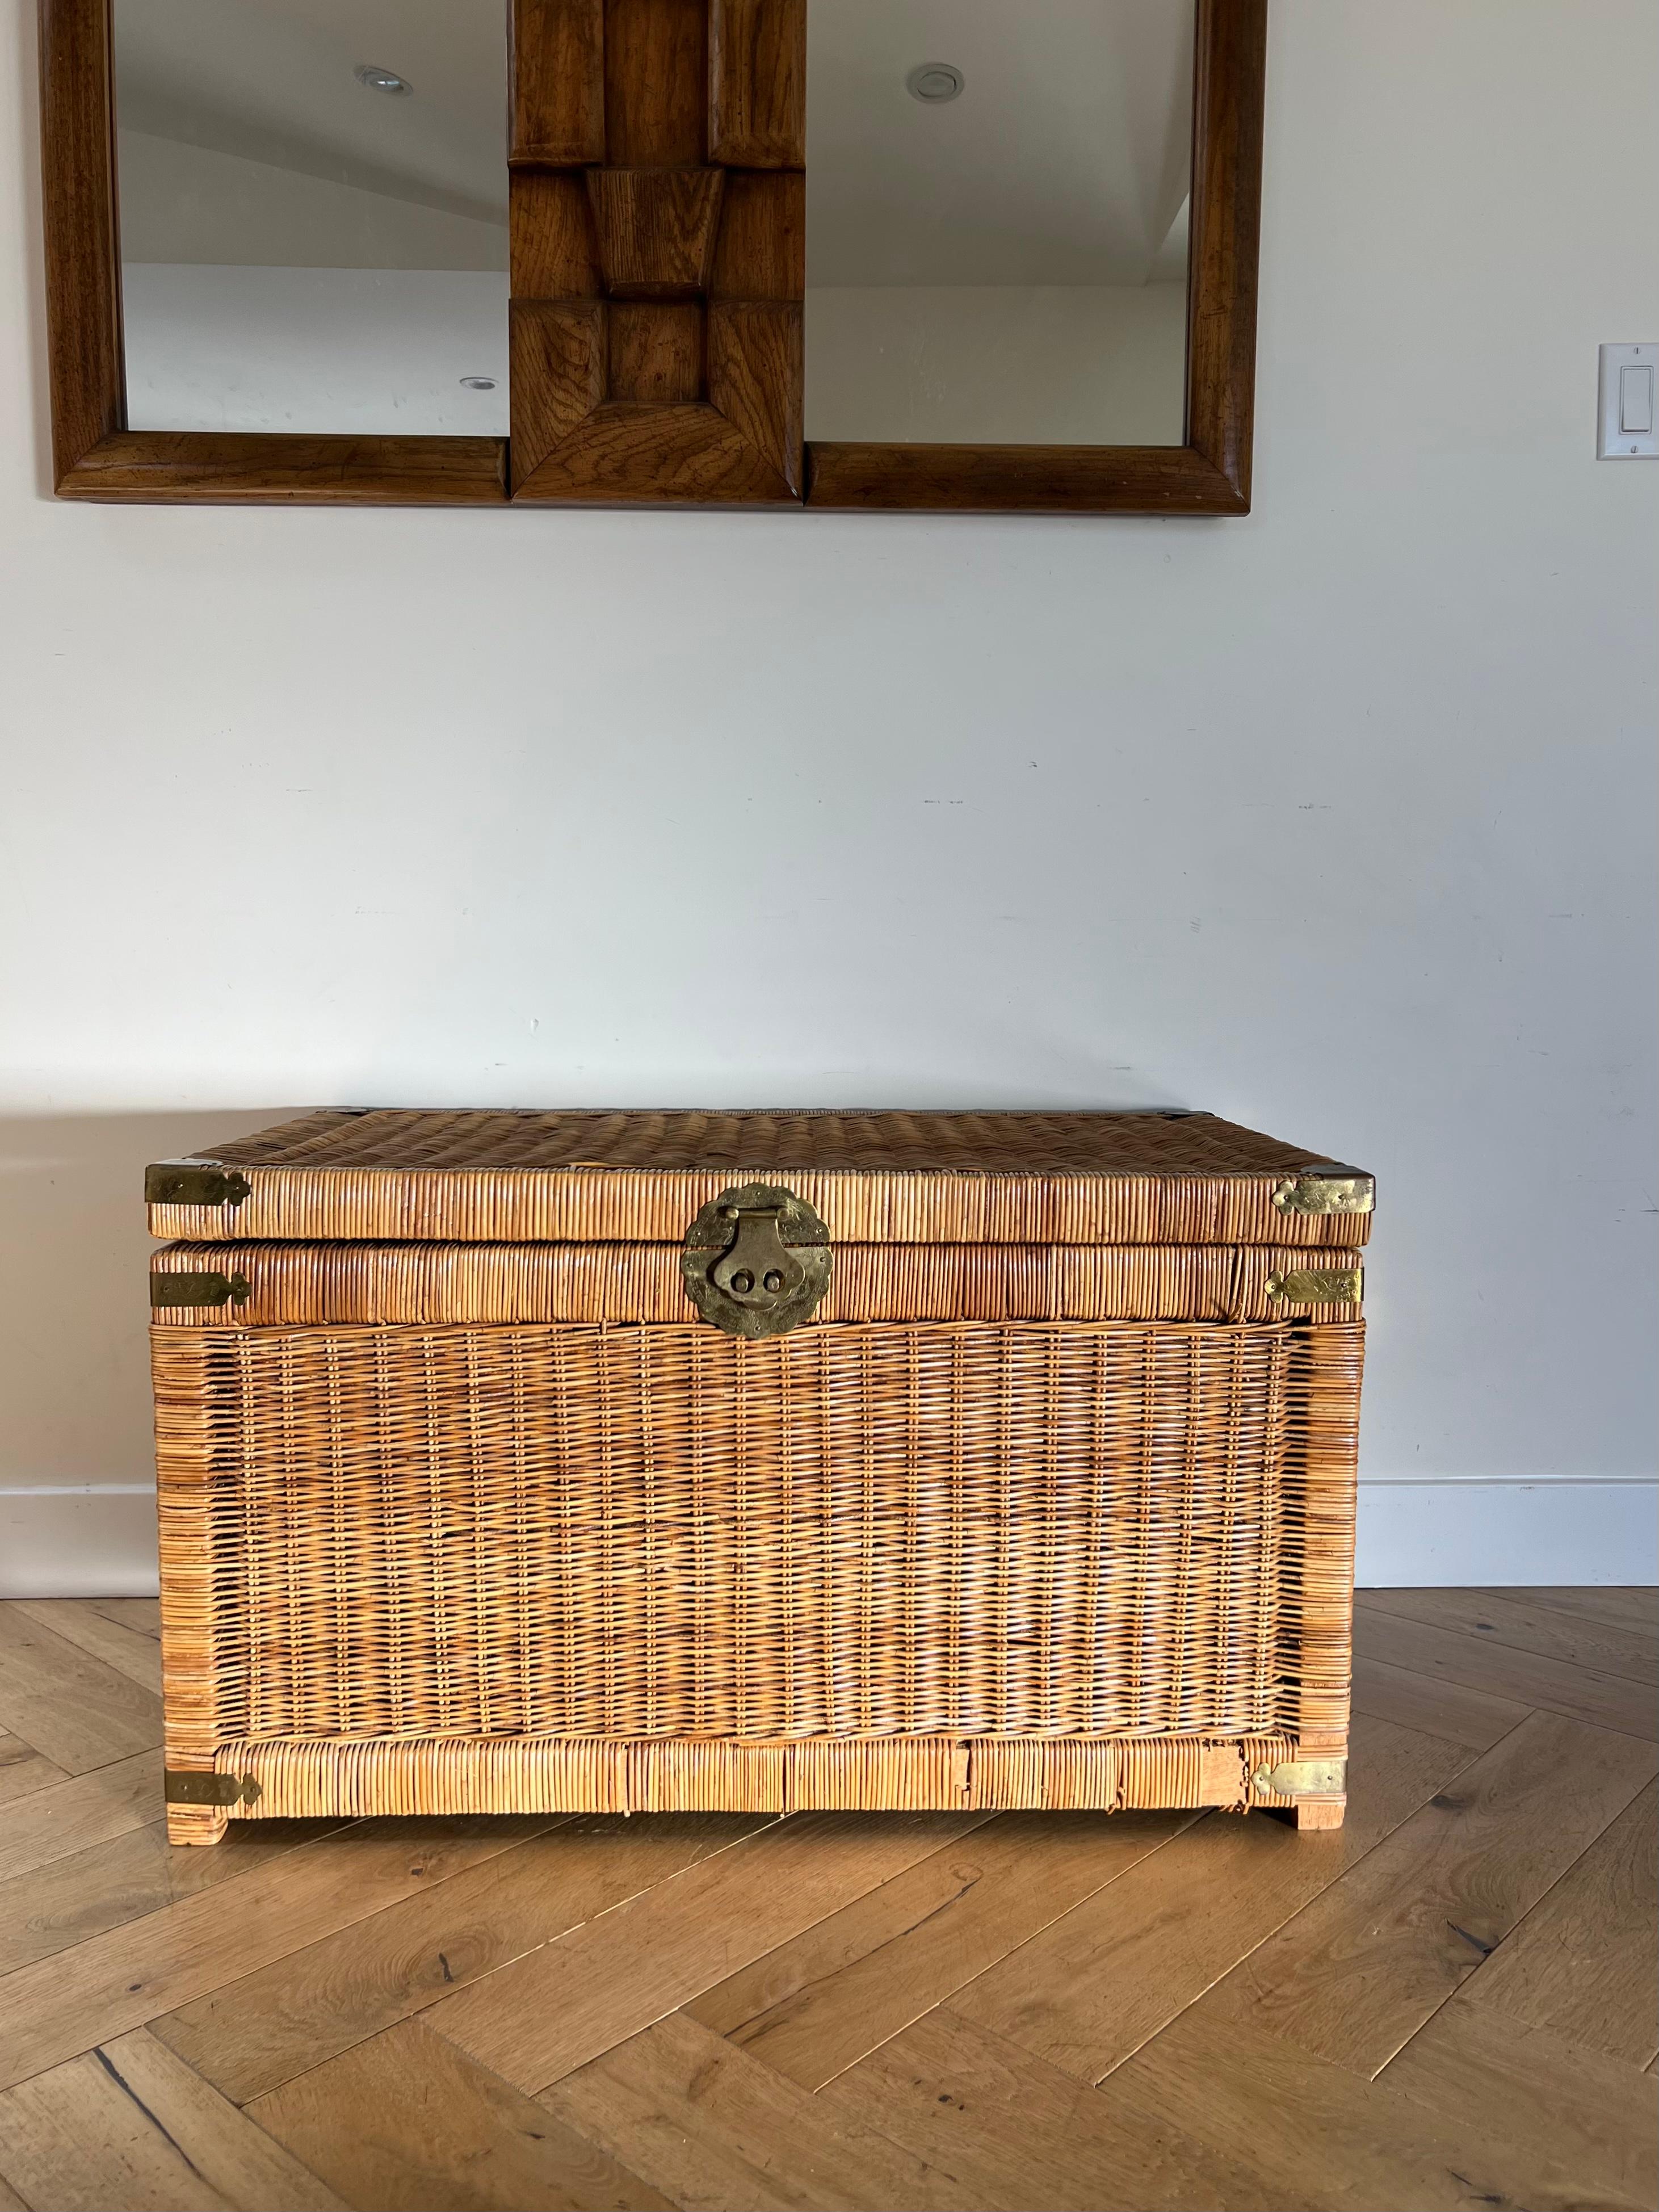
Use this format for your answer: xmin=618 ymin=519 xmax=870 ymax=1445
xmin=150 ymin=1272 xmax=251 ymax=1308
xmin=1266 ymin=1266 xmax=1364 ymax=1304
xmin=163 ymin=1769 xmax=262 ymax=1807
xmin=1253 ymin=1757 xmax=1346 ymax=1798
xmin=683 ymin=1183 xmax=832 ymax=1338
xmin=1271 ymin=1171 xmax=1374 ymax=1218
xmin=145 ymin=1161 xmax=253 ymax=1208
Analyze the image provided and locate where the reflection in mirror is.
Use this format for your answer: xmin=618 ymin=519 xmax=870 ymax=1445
xmin=805 ymin=1 xmax=1193 ymax=446
xmin=114 ymin=0 xmax=509 ymax=435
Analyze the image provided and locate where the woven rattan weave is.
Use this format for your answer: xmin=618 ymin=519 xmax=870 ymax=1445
xmin=148 ymin=1109 xmax=1367 ymax=1841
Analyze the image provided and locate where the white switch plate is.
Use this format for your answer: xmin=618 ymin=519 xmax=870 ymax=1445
xmin=1598 ymin=343 xmax=1658 ymax=458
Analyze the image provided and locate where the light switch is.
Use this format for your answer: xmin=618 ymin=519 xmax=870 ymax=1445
xmin=1599 ymin=343 xmax=1658 ymax=457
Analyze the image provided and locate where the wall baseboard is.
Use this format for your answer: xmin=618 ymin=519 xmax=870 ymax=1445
xmin=1 ymin=1480 xmax=1653 ymax=1599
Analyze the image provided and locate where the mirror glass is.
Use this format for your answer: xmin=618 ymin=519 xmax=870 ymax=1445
xmin=805 ymin=0 xmax=1193 ymax=447
xmin=114 ymin=0 xmax=509 ymax=436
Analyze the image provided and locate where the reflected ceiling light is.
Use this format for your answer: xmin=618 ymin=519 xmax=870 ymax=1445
xmin=459 ymin=376 xmax=497 ymax=390
xmin=906 ymin=62 xmax=964 ymax=103
xmin=355 ymin=63 xmax=412 ymax=94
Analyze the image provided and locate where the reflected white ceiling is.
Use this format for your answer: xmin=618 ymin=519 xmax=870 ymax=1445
xmin=807 ymin=0 xmax=1193 ymax=286
xmin=114 ymin=0 xmax=509 ymax=229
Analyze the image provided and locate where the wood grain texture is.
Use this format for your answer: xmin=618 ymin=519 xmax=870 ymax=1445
xmin=1108 ymin=2004 xmax=1632 ymax=2212
xmin=1455 ymin=1777 xmax=1657 ymax=2064
xmin=709 ymin=170 xmax=804 ymax=298
xmin=1501 ymin=1586 xmax=1659 ymax=1638
xmin=154 ymin=1813 xmax=769 ymax=2105
xmin=0 ymin=1729 xmax=68 ymax=1808
xmin=37 ymin=0 xmax=123 ymax=485
xmin=1348 ymin=1649 xmax=1532 ymax=1750
xmin=833 ymin=2005 xmax=1279 ymax=2212
xmin=0 ymin=1817 xmax=345 ymax=1978
xmin=604 ymin=0 xmax=705 ymax=165
xmin=249 ymin=2016 xmax=672 ymax=2212
xmin=511 ymin=169 xmax=603 ymax=297
xmin=709 ymin=0 xmax=804 ymax=166
xmin=85 ymin=1599 xmax=162 ymax=1639
xmin=1353 ymin=1604 xmax=1659 ymax=1739
xmin=1381 ymin=2000 xmax=1659 ymax=2211
xmin=1199 ymin=1709 xmax=1658 ymax=2077
xmin=512 ymin=399 xmax=793 ymax=502
xmin=688 ymin=1810 xmax=1196 ymax=2091
xmin=0 ymin=2028 xmax=347 ymax=2212
xmin=545 ymin=2011 xmax=990 ymax=2212
xmin=0 ymin=1610 xmax=160 ymax=1774
xmin=0 ymin=1750 xmax=161 ymax=1884
xmin=1185 ymin=0 xmax=1266 ymax=502
xmin=608 ymin=302 xmax=704 ymax=400
xmin=0 ymin=1816 xmax=552 ymax=2092
xmin=708 ymin=300 xmax=801 ymax=493
xmin=426 ymin=1811 xmax=987 ymax=2091
xmin=1361 ymin=1586 xmax=1659 ymax=1684
xmin=14 ymin=1599 xmax=164 ymax=1694
xmin=57 ymin=434 xmax=509 ymax=505
xmin=805 ymin=443 xmax=1250 ymax=516
xmin=510 ymin=301 xmax=608 ymax=486
xmin=587 ymin=167 xmax=724 ymax=295
xmin=950 ymin=1712 xmax=1467 ymax=2084
xmin=512 ymin=0 xmax=606 ymax=163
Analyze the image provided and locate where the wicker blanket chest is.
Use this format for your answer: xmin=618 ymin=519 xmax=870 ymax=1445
xmin=146 ymin=1109 xmax=1370 ymax=1843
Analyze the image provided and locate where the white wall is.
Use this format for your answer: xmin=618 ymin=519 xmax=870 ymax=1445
xmin=2 ymin=0 xmax=1655 ymax=1593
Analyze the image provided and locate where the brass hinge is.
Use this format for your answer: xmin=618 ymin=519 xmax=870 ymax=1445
xmin=163 ymin=1769 xmax=262 ymax=1807
xmin=1272 ymin=1171 xmax=1375 ymax=1218
xmin=150 ymin=1272 xmax=251 ymax=1308
xmin=146 ymin=1161 xmax=253 ymax=1208
xmin=1266 ymin=1266 xmax=1364 ymax=1304
xmin=1253 ymin=1756 xmax=1346 ymax=1798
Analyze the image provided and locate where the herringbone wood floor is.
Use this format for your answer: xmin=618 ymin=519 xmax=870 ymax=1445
xmin=0 ymin=1591 xmax=1652 ymax=2212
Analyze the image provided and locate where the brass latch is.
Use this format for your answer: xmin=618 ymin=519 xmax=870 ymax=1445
xmin=145 ymin=1161 xmax=253 ymax=1208
xmin=682 ymin=1183 xmax=832 ymax=1338
xmin=150 ymin=1272 xmax=251 ymax=1308
xmin=1271 ymin=1171 xmax=1374 ymax=1218
xmin=163 ymin=1769 xmax=262 ymax=1807
xmin=1253 ymin=1757 xmax=1346 ymax=1798
xmin=1266 ymin=1266 xmax=1364 ymax=1304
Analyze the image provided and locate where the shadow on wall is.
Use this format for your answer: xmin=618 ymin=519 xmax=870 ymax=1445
xmin=0 ymin=1111 xmax=303 ymax=1594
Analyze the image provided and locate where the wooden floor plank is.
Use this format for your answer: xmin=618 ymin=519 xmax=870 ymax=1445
xmin=0 ymin=1818 xmax=347 ymax=1979
xmin=1353 ymin=1606 xmax=1658 ymax=1739
xmin=1348 ymin=1653 xmax=1532 ymax=1751
xmin=1359 ymin=1587 xmax=1659 ymax=1685
xmin=156 ymin=1812 xmax=771 ymax=2105
xmin=0 ymin=1609 xmax=163 ymax=1773
xmin=1454 ymin=1776 xmax=1657 ymax=2065
xmin=1107 ymin=2001 xmax=1646 ymax=2212
xmin=0 ymin=1815 xmax=555 ymax=2093
xmin=1381 ymin=1997 xmax=1659 ymax=2209
xmin=426 ymin=1811 xmax=989 ymax=2095
xmin=1198 ymin=1708 xmax=1658 ymax=2077
xmin=689 ymin=1809 xmax=1198 ymax=2091
xmin=0 ymin=1751 xmax=161 ymax=1886
xmin=1490 ymin=1586 xmax=1659 ymax=1639
xmin=248 ymin=2016 xmax=674 ymax=2212
xmin=12 ymin=1601 xmax=166 ymax=1696
xmin=85 ymin=1599 xmax=162 ymax=1640
xmin=830 ymin=2003 xmax=1293 ymax=2212
xmin=0 ymin=2026 xmax=347 ymax=2212
xmin=950 ymin=1712 xmax=1470 ymax=2084
xmin=544 ymin=2010 xmax=998 ymax=2212
xmin=0 ymin=1729 xmax=69 ymax=1810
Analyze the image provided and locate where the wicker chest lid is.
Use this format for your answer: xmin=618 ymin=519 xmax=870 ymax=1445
xmin=146 ymin=1107 xmax=1372 ymax=1248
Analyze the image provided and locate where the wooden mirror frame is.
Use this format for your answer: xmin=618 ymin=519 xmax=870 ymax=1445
xmin=39 ymin=0 xmax=1264 ymax=513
